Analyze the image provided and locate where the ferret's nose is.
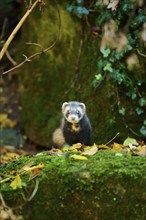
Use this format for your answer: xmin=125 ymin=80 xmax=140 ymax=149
xmin=71 ymin=116 xmax=75 ymax=121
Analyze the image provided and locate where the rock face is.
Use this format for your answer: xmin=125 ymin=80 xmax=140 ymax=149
xmin=17 ymin=1 xmax=146 ymax=147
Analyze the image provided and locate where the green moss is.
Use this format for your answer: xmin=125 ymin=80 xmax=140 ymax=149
xmin=1 ymin=151 xmax=146 ymax=219
xmin=17 ymin=1 xmax=146 ymax=147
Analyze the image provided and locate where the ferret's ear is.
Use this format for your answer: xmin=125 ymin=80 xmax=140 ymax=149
xmin=62 ymin=102 xmax=68 ymax=113
xmin=79 ymin=103 xmax=86 ymax=112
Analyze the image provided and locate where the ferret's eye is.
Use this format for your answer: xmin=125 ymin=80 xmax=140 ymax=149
xmin=67 ymin=110 xmax=71 ymax=115
xmin=76 ymin=110 xmax=80 ymax=116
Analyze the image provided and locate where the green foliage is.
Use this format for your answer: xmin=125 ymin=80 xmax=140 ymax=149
xmin=66 ymin=0 xmax=146 ymax=137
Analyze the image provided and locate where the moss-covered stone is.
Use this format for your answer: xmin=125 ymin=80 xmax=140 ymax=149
xmin=17 ymin=1 xmax=146 ymax=147
xmin=1 ymin=151 xmax=146 ymax=220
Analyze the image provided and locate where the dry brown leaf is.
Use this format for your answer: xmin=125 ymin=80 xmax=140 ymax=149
xmin=126 ymin=53 xmax=140 ymax=70
xmin=134 ymin=145 xmax=146 ymax=156
xmin=82 ymin=144 xmax=98 ymax=156
xmin=100 ymin=20 xmax=128 ymax=52
xmin=29 ymin=169 xmax=42 ymax=181
xmin=107 ymin=0 xmax=119 ymax=11
xmin=18 ymin=162 xmax=33 ymax=174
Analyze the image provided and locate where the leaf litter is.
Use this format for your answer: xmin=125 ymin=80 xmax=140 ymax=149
xmin=0 ymin=136 xmax=145 ymax=191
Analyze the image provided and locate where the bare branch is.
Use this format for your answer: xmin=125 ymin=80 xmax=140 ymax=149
xmin=0 ymin=0 xmax=40 ymax=61
xmin=2 ymin=0 xmax=61 ymax=75
xmin=0 ymin=18 xmax=8 ymax=41
xmin=5 ymin=50 xmax=17 ymax=66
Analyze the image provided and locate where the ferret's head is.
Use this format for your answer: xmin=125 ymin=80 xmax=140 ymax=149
xmin=62 ymin=101 xmax=86 ymax=124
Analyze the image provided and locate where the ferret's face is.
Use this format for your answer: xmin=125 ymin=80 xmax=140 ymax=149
xmin=62 ymin=102 xmax=86 ymax=124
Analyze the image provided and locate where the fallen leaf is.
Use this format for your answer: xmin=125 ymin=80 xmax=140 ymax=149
xmin=97 ymin=145 xmax=110 ymax=150
xmin=27 ymin=164 xmax=45 ymax=171
xmin=69 ymin=143 xmax=83 ymax=151
xmin=134 ymin=145 xmax=146 ymax=156
xmin=29 ymin=169 xmax=42 ymax=181
xmin=70 ymin=154 xmax=88 ymax=160
xmin=0 ymin=113 xmax=16 ymax=128
xmin=18 ymin=162 xmax=33 ymax=174
xmin=107 ymin=0 xmax=119 ymax=11
xmin=82 ymin=144 xmax=98 ymax=156
xmin=10 ymin=174 xmax=22 ymax=190
xmin=123 ymin=137 xmax=138 ymax=146
xmin=112 ymin=143 xmax=123 ymax=151
xmin=20 ymin=163 xmax=45 ymax=172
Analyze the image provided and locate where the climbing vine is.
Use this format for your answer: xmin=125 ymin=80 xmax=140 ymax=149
xmin=66 ymin=0 xmax=146 ymax=137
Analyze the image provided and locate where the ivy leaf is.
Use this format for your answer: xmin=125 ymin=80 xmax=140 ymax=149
xmin=126 ymin=91 xmax=137 ymax=100
xmin=140 ymin=126 xmax=146 ymax=136
xmin=139 ymin=98 xmax=146 ymax=107
xmin=119 ymin=107 xmax=125 ymax=116
xmin=136 ymin=107 xmax=144 ymax=115
xmin=123 ymin=137 xmax=138 ymax=147
xmin=66 ymin=5 xmax=74 ymax=12
xmin=76 ymin=0 xmax=83 ymax=4
xmin=100 ymin=48 xmax=111 ymax=57
xmin=10 ymin=174 xmax=22 ymax=190
xmin=75 ymin=6 xmax=89 ymax=15
xmin=103 ymin=63 xmax=113 ymax=72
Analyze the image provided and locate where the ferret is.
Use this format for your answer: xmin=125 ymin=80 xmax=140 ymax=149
xmin=52 ymin=101 xmax=92 ymax=148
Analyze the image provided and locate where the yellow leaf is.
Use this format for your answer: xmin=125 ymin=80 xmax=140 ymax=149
xmin=69 ymin=143 xmax=83 ymax=151
xmin=0 ymin=114 xmax=7 ymax=121
xmin=97 ymin=145 xmax=110 ymax=150
xmin=21 ymin=164 xmax=45 ymax=172
xmin=0 ymin=114 xmax=16 ymax=128
xmin=10 ymin=174 xmax=22 ymax=190
xmin=18 ymin=163 xmax=45 ymax=175
xmin=82 ymin=144 xmax=98 ymax=156
xmin=112 ymin=143 xmax=123 ymax=151
xmin=70 ymin=154 xmax=88 ymax=160
xmin=28 ymin=164 xmax=45 ymax=171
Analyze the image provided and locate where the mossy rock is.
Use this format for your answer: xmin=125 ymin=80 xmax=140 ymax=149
xmin=17 ymin=1 xmax=146 ymax=147
xmin=1 ymin=151 xmax=146 ymax=220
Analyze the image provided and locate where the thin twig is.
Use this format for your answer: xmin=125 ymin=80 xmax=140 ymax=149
xmin=105 ymin=132 xmax=120 ymax=145
xmin=0 ymin=192 xmax=9 ymax=208
xmin=5 ymin=50 xmax=17 ymax=65
xmin=2 ymin=0 xmax=61 ymax=75
xmin=0 ymin=0 xmax=40 ymax=61
xmin=21 ymin=179 xmax=39 ymax=202
xmin=26 ymin=42 xmax=44 ymax=50
xmin=137 ymin=49 xmax=146 ymax=58
xmin=0 ymin=18 xmax=8 ymax=41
